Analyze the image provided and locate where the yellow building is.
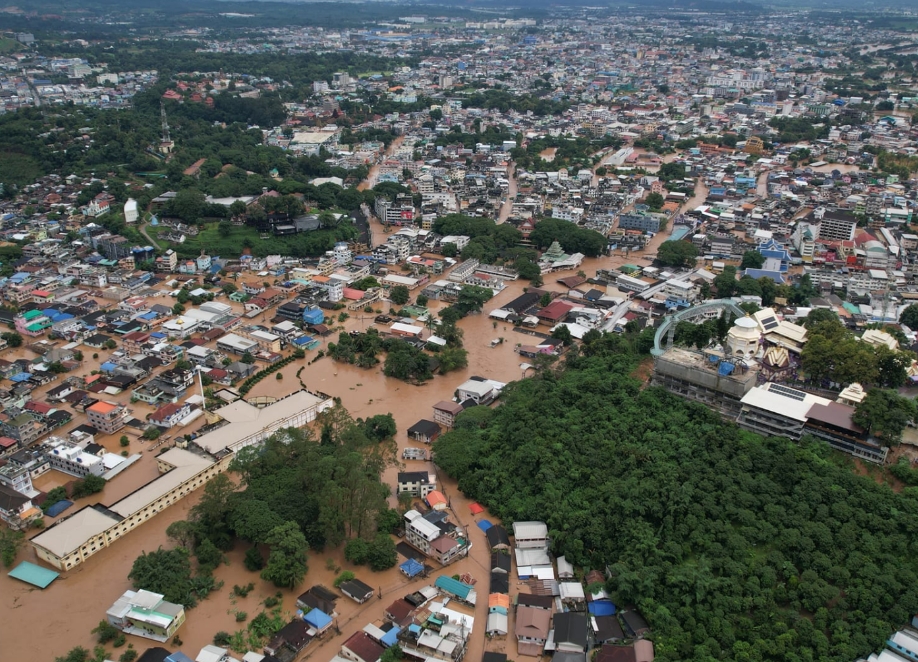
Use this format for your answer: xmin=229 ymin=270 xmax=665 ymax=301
xmin=744 ymin=136 xmax=764 ymax=155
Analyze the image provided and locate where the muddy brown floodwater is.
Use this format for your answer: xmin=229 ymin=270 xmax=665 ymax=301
xmin=1 ymin=257 xmax=627 ymax=662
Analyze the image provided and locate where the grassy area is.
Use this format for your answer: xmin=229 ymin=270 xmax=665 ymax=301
xmin=0 ymin=38 xmax=21 ymax=55
xmin=165 ymin=221 xmax=349 ymax=260
xmin=0 ymin=151 xmax=44 ymax=187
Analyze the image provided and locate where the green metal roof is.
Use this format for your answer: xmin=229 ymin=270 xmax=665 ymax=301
xmin=842 ymin=302 xmax=860 ymax=314
xmin=435 ymin=575 xmax=473 ymax=599
xmin=8 ymin=561 xmax=59 ymax=588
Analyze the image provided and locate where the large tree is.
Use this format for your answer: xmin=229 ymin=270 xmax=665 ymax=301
xmin=740 ymin=250 xmax=765 ymax=269
xmin=900 ymin=304 xmax=918 ymax=330
xmin=260 ymin=522 xmax=309 ymax=589
xmin=128 ymin=547 xmax=206 ymax=607
xmin=389 ymin=285 xmax=409 ymax=305
xmin=656 ymin=240 xmax=698 ymax=268
xmin=169 ymin=188 xmax=206 ymax=224
xmin=853 ymin=388 xmax=917 ymax=445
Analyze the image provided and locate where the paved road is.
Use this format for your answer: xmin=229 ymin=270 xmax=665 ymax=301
xmin=497 ymin=162 xmax=517 ymax=223
xmin=138 ymin=221 xmax=161 ymax=250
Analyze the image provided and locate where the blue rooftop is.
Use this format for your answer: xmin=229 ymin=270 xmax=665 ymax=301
xmin=44 ymin=499 xmax=73 ymax=517
xmin=399 ymin=558 xmax=424 ymax=578
xmin=587 ymin=600 xmax=617 ymax=616
xmin=304 ymin=608 xmax=333 ymax=630
xmin=10 ymin=373 xmax=32 ymax=383
xmin=435 ymin=575 xmax=473 ymax=599
xmin=743 ymin=269 xmax=786 ymax=284
xmin=8 ymin=561 xmax=59 ymax=588
xmin=381 ymin=626 xmax=401 ymax=647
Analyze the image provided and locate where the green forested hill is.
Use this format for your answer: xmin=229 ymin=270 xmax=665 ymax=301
xmin=433 ymin=334 xmax=918 ymax=661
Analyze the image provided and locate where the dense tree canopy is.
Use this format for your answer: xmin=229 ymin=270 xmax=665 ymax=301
xmin=656 ymin=240 xmax=698 ymax=268
xmin=128 ymin=547 xmax=217 ymax=608
xmin=529 ymin=218 xmax=607 ymax=257
xmin=800 ymin=314 xmax=915 ymax=389
xmin=434 ymin=332 xmax=918 ymax=662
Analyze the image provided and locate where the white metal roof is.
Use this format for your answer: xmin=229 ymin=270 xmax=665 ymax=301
xmin=513 ymin=521 xmax=548 ymax=539
xmin=740 ymin=384 xmax=830 ymax=422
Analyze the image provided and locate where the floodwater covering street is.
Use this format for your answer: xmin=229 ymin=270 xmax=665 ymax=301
xmin=0 ymin=192 xmax=705 ymax=661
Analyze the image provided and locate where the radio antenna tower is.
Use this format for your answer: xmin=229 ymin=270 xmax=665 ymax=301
xmin=161 ymin=102 xmax=171 ymax=144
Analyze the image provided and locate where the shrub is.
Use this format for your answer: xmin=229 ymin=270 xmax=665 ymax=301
xmin=244 ymin=547 xmax=264 ymax=571
xmin=213 ymin=632 xmax=231 ymax=646
xmin=232 ymin=582 xmax=255 ymax=598
xmin=92 ymin=620 xmax=120 ymax=644
xmin=235 ymin=611 xmax=248 ymax=622
xmin=334 ymin=570 xmax=355 ymax=587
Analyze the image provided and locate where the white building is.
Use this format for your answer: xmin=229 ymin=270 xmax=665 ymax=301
xmin=45 ymin=439 xmax=105 ymax=478
xmin=124 ymin=198 xmax=139 ymax=224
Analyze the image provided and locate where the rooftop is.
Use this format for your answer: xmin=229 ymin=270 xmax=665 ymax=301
xmin=193 ymin=390 xmax=330 ymax=454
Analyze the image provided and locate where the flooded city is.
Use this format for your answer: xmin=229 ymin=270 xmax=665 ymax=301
xmin=0 ymin=250 xmax=617 ymax=662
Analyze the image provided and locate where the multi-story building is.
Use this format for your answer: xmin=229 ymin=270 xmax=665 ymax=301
xmin=663 ymin=278 xmax=699 ymax=303
xmin=45 ymin=439 xmax=105 ymax=478
xmin=2 ymin=412 xmax=48 ymax=445
xmin=397 ymin=471 xmax=435 ymax=498
xmin=86 ymin=401 xmax=128 ymax=434
xmin=96 ymin=234 xmax=132 ymax=260
xmin=106 ymin=590 xmax=186 ymax=643
xmin=156 ymin=249 xmax=178 ymax=273
xmin=0 ymin=483 xmax=41 ymax=531
xmin=813 ymin=208 xmax=857 ymax=242
xmin=618 ymin=211 xmax=663 ymax=233
xmin=404 ymin=510 xmax=442 ymax=556
xmin=0 ymin=463 xmax=38 ymax=498
xmin=432 ymin=401 xmax=464 ymax=429
xmin=236 ymin=326 xmax=282 ymax=353
xmin=15 ymin=309 xmax=52 ymax=336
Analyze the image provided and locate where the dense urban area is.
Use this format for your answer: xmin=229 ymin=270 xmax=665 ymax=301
xmin=2 ymin=1 xmax=918 ymax=662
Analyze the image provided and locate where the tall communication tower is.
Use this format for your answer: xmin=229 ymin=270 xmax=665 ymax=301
xmin=161 ymin=102 xmax=170 ymax=144
xmin=159 ymin=102 xmax=174 ymax=154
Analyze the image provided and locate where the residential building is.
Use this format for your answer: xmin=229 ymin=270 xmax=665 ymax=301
xmin=0 ymin=463 xmax=37 ymax=497
xmin=813 ymin=208 xmax=858 ymax=242
xmin=2 ymin=412 xmax=48 ymax=445
xmin=407 ymin=419 xmax=442 ymax=444
xmin=553 ymin=612 xmax=589 ymax=653
xmin=340 ymin=631 xmax=385 ymax=662
xmin=432 ymin=401 xmax=464 ymax=428
xmin=618 ymin=211 xmax=663 ymax=233
xmin=0 ymin=483 xmax=41 ymax=530
xmin=149 ymin=402 xmax=192 ymax=429
xmin=397 ymin=471 xmax=435 ymax=498
xmin=455 ymin=379 xmax=496 ymax=405
xmin=86 ymin=400 xmax=128 ymax=434
xmin=106 ymin=590 xmax=186 ymax=642
xmin=339 ymin=578 xmax=374 ymax=604
xmin=512 ymin=521 xmax=549 ymax=549
xmin=515 ymin=605 xmax=551 ymax=657
xmin=46 ymin=438 xmax=105 ymax=478
xmin=405 ymin=510 xmax=441 ymax=555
